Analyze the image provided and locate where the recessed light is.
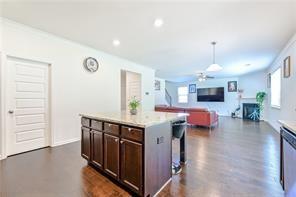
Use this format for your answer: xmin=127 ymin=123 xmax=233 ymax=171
xmin=113 ymin=39 xmax=120 ymax=46
xmin=154 ymin=18 xmax=163 ymax=27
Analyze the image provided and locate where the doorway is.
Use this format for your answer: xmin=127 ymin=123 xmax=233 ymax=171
xmin=121 ymin=70 xmax=142 ymax=111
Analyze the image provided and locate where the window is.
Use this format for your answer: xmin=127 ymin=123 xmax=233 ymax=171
xmin=178 ymin=86 xmax=188 ymax=103
xmin=271 ymin=67 xmax=281 ymax=108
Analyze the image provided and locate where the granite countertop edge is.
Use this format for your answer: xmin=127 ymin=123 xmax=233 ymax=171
xmin=278 ymin=120 xmax=296 ymax=135
xmin=79 ymin=112 xmax=188 ymax=128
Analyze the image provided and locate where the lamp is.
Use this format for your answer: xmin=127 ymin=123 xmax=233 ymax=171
xmin=206 ymin=42 xmax=223 ymax=72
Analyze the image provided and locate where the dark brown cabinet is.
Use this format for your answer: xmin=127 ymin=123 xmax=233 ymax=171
xmin=104 ymin=122 xmax=120 ymax=136
xmin=81 ymin=127 xmax=91 ymax=160
xmin=104 ymin=133 xmax=120 ymax=179
xmin=121 ymin=126 xmax=143 ymax=142
xmin=120 ymin=139 xmax=143 ymax=193
xmin=91 ymin=130 xmax=103 ymax=168
xmin=80 ymin=116 xmax=176 ymax=197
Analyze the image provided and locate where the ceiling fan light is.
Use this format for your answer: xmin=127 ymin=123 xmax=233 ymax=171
xmin=206 ymin=64 xmax=223 ymax=72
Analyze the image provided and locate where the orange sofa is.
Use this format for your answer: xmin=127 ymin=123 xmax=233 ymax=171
xmin=155 ymin=105 xmax=218 ymax=127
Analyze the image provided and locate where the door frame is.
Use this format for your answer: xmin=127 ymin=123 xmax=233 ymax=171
xmin=120 ymin=70 xmax=142 ymax=111
xmin=0 ymin=52 xmax=5 ymax=160
xmin=1 ymin=55 xmax=52 ymax=159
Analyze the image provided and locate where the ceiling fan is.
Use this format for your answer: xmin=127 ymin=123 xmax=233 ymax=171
xmin=197 ymin=72 xmax=214 ymax=82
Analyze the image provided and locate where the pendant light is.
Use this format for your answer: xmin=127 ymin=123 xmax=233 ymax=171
xmin=206 ymin=41 xmax=223 ymax=72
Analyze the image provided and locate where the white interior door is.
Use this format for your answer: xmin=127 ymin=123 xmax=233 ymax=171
xmin=7 ymin=58 xmax=49 ymax=156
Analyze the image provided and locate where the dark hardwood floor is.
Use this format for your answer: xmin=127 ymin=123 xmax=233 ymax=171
xmin=0 ymin=117 xmax=284 ymax=197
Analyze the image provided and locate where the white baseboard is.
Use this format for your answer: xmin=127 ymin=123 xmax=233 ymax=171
xmin=218 ymin=114 xmax=231 ymax=117
xmin=52 ymin=138 xmax=80 ymax=147
xmin=0 ymin=154 xmax=5 ymax=160
xmin=0 ymin=138 xmax=80 ymax=159
xmin=265 ymin=120 xmax=280 ymax=133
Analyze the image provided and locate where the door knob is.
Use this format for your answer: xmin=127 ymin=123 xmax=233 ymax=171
xmin=8 ymin=110 xmax=14 ymax=114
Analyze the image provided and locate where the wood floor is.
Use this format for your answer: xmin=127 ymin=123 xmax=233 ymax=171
xmin=0 ymin=117 xmax=284 ymax=197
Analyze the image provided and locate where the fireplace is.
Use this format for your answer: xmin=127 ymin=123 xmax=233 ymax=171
xmin=243 ymin=103 xmax=260 ymax=121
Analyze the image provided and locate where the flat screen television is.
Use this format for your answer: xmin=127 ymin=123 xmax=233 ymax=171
xmin=197 ymin=87 xmax=224 ymax=102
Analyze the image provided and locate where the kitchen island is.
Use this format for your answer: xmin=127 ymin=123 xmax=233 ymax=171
xmin=79 ymin=111 xmax=187 ymax=196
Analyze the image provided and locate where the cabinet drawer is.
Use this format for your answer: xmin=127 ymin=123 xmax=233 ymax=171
xmin=121 ymin=126 xmax=143 ymax=142
xmin=104 ymin=123 xmax=120 ymax=136
xmin=92 ymin=120 xmax=103 ymax=131
xmin=81 ymin=117 xmax=90 ymax=127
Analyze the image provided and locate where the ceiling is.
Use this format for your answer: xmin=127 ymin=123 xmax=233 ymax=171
xmin=1 ymin=1 xmax=296 ymax=82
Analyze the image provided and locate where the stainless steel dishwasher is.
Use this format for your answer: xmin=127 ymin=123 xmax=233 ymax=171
xmin=280 ymin=127 xmax=296 ymax=197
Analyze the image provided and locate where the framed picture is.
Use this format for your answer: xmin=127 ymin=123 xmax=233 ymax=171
xmin=228 ymin=81 xmax=237 ymax=92
xmin=283 ymin=56 xmax=291 ymax=78
xmin=189 ymin=84 xmax=196 ymax=93
xmin=154 ymin=80 xmax=160 ymax=91
xmin=267 ymin=73 xmax=271 ymax=88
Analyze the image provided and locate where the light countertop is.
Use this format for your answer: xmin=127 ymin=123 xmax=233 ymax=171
xmin=278 ymin=120 xmax=296 ymax=135
xmin=80 ymin=111 xmax=188 ymax=128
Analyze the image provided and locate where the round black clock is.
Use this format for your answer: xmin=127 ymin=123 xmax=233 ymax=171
xmin=84 ymin=57 xmax=99 ymax=73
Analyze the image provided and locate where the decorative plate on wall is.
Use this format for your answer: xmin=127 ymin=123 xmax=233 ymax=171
xmin=84 ymin=57 xmax=99 ymax=73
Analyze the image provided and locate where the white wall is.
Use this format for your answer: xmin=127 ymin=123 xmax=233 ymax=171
xmin=165 ymin=81 xmax=178 ymax=106
xmin=239 ymin=71 xmax=266 ymax=99
xmin=0 ymin=19 xmax=155 ymax=159
xmin=164 ymin=33 xmax=296 ymax=129
xmin=166 ymin=77 xmax=239 ymax=116
xmin=154 ymin=77 xmax=166 ymax=105
xmin=0 ymin=17 xmax=4 ymax=159
xmin=238 ymin=70 xmax=267 ymax=119
xmin=165 ymin=72 xmax=267 ymax=117
xmin=265 ymin=33 xmax=296 ymax=131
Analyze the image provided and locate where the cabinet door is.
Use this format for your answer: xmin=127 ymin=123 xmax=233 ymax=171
xmin=81 ymin=127 xmax=91 ymax=160
xmin=104 ymin=134 xmax=119 ymax=179
xmin=120 ymin=139 xmax=143 ymax=194
xmin=91 ymin=130 xmax=103 ymax=168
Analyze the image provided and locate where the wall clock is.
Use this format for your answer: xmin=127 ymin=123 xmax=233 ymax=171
xmin=84 ymin=57 xmax=99 ymax=73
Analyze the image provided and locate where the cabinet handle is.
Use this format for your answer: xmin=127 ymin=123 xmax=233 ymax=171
xmin=128 ymin=128 xmax=132 ymax=132
xmin=115 ymin=139 xmax=118 ymax=142
xmin=120 ymin=140 xmax=124 ymax=144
